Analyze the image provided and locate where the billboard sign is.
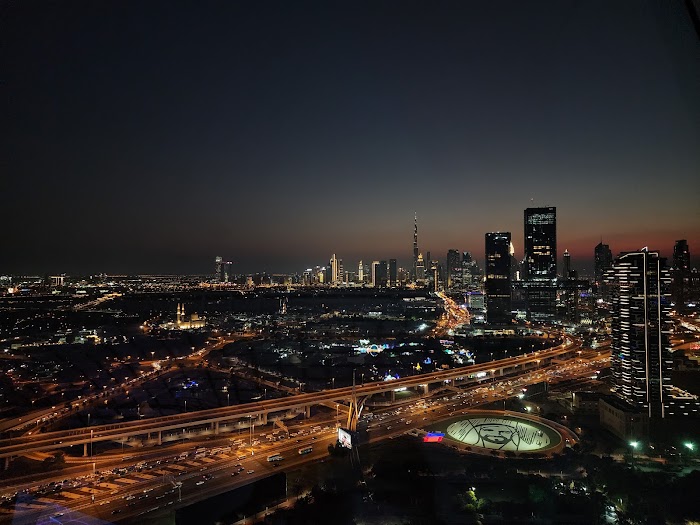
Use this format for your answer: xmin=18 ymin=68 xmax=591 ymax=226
xmin=338 ymin=427 xmax=353 ymax=449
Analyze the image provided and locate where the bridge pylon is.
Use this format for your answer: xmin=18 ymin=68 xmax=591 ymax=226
xmin=346 ymin=370 xmax=369 ymax=432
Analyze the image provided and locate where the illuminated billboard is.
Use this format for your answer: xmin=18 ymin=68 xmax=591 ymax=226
xmin=338 ymin=427 xmax=353 ymax=449
xmin=423 ymin=432 xmax=444 ymax=443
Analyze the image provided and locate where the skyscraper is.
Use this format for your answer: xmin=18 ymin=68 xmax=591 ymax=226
xmin=562 ymin=249 xmax=571 ymax=280
xmin=605 ymin=250 xmax=672 ymax=418
xmin=330 ymin=254 xmax=339 ymax=284
xmin=371 ymin=261 xmax=380 ymax=287
xmin=524 ymin=207 xmax=556 ymax=278
xmin=214 ymin=256 xmax=223 ymax=283
xmin=358 ymin=260 xmax=364 ymax=284
xmin=416 ymin=253 xmax=426 ymax=281
xmin=461 ymin=252 xmax=481 ymax=292
xmin=672 ymin=240 xmax=691 ymax=306
xmin=378 ymin=260 xmax=388 ymax=287
xmin=594 ymin=242 xmax=613 ymax=288
xmin=412 ymin=213 xmax=419 ymax=281
xmin=524 ymin=207 xmax=557 ymax=320
xmin=446 ymin=249 xmax=461 ymax=290
xmin=485 ymin=232 xmax=512 ymax=324
xmin=389 ymin=259 xmax=397 ymax=287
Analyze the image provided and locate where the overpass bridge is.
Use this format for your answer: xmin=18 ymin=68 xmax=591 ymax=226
xmin=0 ymin=339 xmax=579 ymax=466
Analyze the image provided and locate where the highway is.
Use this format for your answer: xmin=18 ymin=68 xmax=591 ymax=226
xmin=0 ymin=339 xmax=579 ymax=459
xmin=0 ymin=349 xmax=607 ymax=525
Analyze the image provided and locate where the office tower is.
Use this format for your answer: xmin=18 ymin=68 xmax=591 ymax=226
xmin=378 ymin=260 xmax=388 ymax=287
xmin=563 ymin=249 xmax=571 ymax=280
xmin=358 ymin=260 xmax=364 ymax=283
xmin=461 ymin=252 xmax=481 ymax=292
xmin=560 ymin=250 xmax=581 ymax=321
xmin=330 ymin=254 xmax=339 ymax=284
xmin=413 ymin=213 xmax=419 ymax=281
xmin=524 ymin=207 xmax=557 ymax=320
xmin=446 ymin=249 xmax=460 ymax=290
xmin=524 ymin=207 xmax=556 ymax=278
xmin=302 ymin=269 xmax=313 ymax=286
xmin=337 ymin=259 xmax=344 ymax=284
xmin=389 ymin=259 xmax=397 ymax=287
xmin=485 ymin=232 xmax=512 ymax=324
xmin=416 ymin=253 xmax=426 ymax=281
xmin=672 ymin=240 xmax=691 ymax=306
xmin=594 ymin=242 xmax=613 ymax=287
xmin=605 ymin=250 xmax=672 ymax=418
xmin=369 ymin=261 xmax=388 ymax=287
xmin=214 ymin=256 xmax=223 ymax=283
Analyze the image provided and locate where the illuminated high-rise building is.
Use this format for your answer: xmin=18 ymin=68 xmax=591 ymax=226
xmin=562 ymin=249 xmax=571 ymax=280
xmin=524 ymin=207 xmax=556 ymax=278
xmin=605 ymin=250 xmax=672 ymax=418
xmin=672 ymin=240 xmax=691 ymax=306
xmin=358 ymin=260 xmax=364 ymax=283
xmin=412 ymin=213 xmax=419 ymax=281
xmin=461 ymin=252 xmax=481 ymax=292
xmin=485 ymin=232 xmax=512 ymax=324
xmin=371 ymin=261 xmax=380 ymax=287
xmin=523 ymin=207 xmax=556 ymax=320
xmin=214 ymin=256 xmax=223 ymax=283
xmin=416 ymin=253 xmax=426 ymax=281
xmin=446 ymin=249 xmax=461 ymax=290
xmin=330 ymin=254 xmax=339 ymax=284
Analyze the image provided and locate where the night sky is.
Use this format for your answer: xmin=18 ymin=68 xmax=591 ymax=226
xmin=3 ymin=1 xmax=699 ymax=275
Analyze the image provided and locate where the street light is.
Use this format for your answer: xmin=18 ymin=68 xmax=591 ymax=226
xmin=684 ymin=442 xmax=695 ymax=452
xmin=629 ymin=441 xmax=639 ymax=462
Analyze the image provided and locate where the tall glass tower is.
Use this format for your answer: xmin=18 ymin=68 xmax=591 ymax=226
xmin=605 ymin=250 xmax=672 ymax=418
xmin=524 ymin=207 xmax=556 ymax=279
xmin=523 ymin=207 xmax=556 ymax=320
xmin=485 ymin=232 xmax=512 ymax=324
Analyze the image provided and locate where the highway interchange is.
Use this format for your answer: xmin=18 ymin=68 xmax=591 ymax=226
xmin=0 ymin=344 xmax=608 ymax=524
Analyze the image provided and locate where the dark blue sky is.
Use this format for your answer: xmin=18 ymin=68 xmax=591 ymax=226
xmin=3 ymin=1 xmax=699 ymax=275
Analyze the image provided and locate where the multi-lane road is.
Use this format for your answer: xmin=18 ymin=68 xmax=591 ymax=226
xmin=0 ymin=348 xmax=608 ymax=524
xmin=0 ymin=339 xmax=580 ymax=460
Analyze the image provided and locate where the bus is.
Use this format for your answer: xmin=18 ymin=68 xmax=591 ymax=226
xmin=267 ymin=454 xmax=283 ymax=462
xmin=298 ymin=446 xmax=313 ymax=455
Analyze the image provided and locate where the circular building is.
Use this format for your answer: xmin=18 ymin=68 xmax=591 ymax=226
xmin=430 ymin=410 xmax=573 ymax=455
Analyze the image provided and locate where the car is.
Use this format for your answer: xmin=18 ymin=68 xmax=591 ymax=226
xmin=247 ymin=470 xmax=254 ymax=474
xmin=231 ymin=471 xmax=239 ymax=476
xmin=196 ymin=480 xmax=205 ymax=486
xmin=112 ymin=509 xmax=122 ymax=515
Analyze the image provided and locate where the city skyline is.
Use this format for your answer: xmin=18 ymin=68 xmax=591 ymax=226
xmin=3 ymin=209 xmax=697 ymax=278
xmin=3 ymin=1 xmax=699 ymax=275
